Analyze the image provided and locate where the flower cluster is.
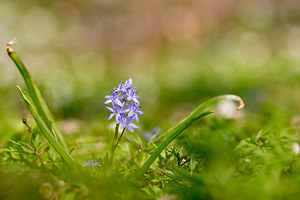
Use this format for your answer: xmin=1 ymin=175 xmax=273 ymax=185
xmin=105 ymin=78 xmax=143 ymax=132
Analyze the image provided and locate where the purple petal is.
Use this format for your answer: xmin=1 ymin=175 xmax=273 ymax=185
xmin=144 ymin=132 xmax=153 ymax=140
xmin=137 ymin=110 xmax=143 ymax=115
xmin=127 ymin=96 xmax=132 ymax=101
xmin=120 ymin=123 xmax=126 ymax=130
xmin=122 ymin=109 xmax=130 ymax=113
xmin=106 ymin=106 xmax=115 ymax=112
xmin=128 ymin=111 xmax=135 ymax=117
xmin=115 ymin=114 xmax=121 ymax=121
xmin=153 ymin=126 xmax=160 ymax=133
xmin=81 ymin=161 xmax=89 ymax=165
xmin=104 ymin=100 xmax=111 ymax=104
xmin=115 ymin=99 xmax=122 ymax=106
xmin=127 ymin=78 xmax=133 ymax=86
xmin=116 ymin=116 xmax=122 ymax=124
xmin=130 ymin=123 xmax=139 ymax=129
xmin=108 ymin=113 xmax=115 ymax=120
xmin=134 ymin=114 xmax=139 ymax=123
xmin=127 ymin=126 xmax=133 ymax=132
xmin=133 ymin=98 xmax=139 ymax=104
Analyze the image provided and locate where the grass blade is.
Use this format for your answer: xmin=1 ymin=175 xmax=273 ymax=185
xmin=137 ymin=111 xmax=213 ymax=177
xmin=137 ymin=94 xmax=244 ymax=177
xmin=6 ymin=40 xmax=68 ymax=150
xmin=164 ymin=95 xmax=244 ymax=139
xmin=17 ymin=86 xmax=74 ymax=165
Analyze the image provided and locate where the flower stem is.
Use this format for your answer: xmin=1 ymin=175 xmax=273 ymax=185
xmin=115 ymin=128 xmax=126 ymax=149
xmin=110 ymin=124 xmax=119 ymax=174
xmin=110 ymin=124 xmax=127 ymax=175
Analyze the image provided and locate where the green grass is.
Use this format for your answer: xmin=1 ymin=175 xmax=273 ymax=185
xmin=1 ymin=32 xmax=300 ymax=199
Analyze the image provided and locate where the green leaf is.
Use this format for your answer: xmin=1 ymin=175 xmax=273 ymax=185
xmin=7 ymin=140 xmax=35 ymax=154
xmin=20 ymin=141 xmax=35 ymax=154
xmin=17 ymin=85 xmax=74 ymax=166
xmin=7 ymin=42 xmax=68 ymax=150
xmin=163 ymin=95 xmax=244 ymax=139
xmin=137 ymin=95 xmax=244 ymax=177
xmin=256 ymin=130 xmax=267 ymax=140
xmin=48 ymin=147 xmax=57 ymax=161
xmin=32 ymin=134 xmax=40 ymax=150
xmin=137 ymin=111 xmax=213 ymax=177
xmin=33 ymin=83 xmax=67 ymax=148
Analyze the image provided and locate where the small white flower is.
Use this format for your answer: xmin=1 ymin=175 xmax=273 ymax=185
xmin=293 ymin=142 xmax=300 ymax=155
xmin=216 ymin=100 xmax=243 ymax=119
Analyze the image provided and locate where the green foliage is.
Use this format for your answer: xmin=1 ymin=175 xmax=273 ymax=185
xmin=6 ymin=42 xmax=73 ymax=166
xmin=138 ymin=95 xmax=244 ymax=177
xmin=7 ymin=43 xmax=68 ymax=150
xmin=17 ymin=86 xmax=74 ymax=165
xmin=1 ymin=10 xmax=300 ymax=198
xmin=3 ymin=45 xmax=300 ymax=199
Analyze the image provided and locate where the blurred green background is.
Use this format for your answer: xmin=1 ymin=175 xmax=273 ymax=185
xmin=1 ymin=0 xmax=300 ymax=136
xmin=0 ymin=0 xmax=299 ymax=150
xmin=1 ymin=0 xmax=300 ymax=199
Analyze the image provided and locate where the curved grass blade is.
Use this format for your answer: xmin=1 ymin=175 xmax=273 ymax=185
xmin=6 ymin=40 xmax=68 ymax=150
xmin=137 ymin=111 xmax=213 ymax=177
xmin=137 ymin=95 xmax=244 ymax=177
xmin=164 ymin=95 xmax=244 ymax=139
xmin=17 ymin=86 xmax=74 ymax=166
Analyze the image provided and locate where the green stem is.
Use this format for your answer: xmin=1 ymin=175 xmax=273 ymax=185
xmin=110 ymin=124 xmax=119 ymax=174
xmin=6 ymin=40 xmax=68 ymax=150
xmin=114 ymin=124 xmax=119 ymax=141
xmin=115 ymin=128 xmax=126 ymax=150
xmin=110 ymin=125 xmax=126 ymax=174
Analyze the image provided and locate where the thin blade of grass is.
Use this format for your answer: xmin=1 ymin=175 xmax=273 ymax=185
xmin=137 ymin=111 xmax=213 ymax=177
xmin=137 ymin=95 xmax=244 ymax=177
xmin=6 ymin=40 xmax=68 ymax=150
xmin=17 ymin=86 xmax=74 ymax=166
xmin=164 ymin=95 xmax=244 ymax=139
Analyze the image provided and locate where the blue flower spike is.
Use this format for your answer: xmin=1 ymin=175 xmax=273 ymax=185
xmin=105 ymin=78 xmax=142 ymax=132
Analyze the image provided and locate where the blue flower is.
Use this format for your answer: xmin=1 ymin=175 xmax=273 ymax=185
xmin=119 ymin=114 xmax=139 ymax=132
xmin=114 ymin=78 xmax=132 ymax=95
xmin=106 ymin=101 xmax=129 ymax=124
xmin=82 ymin=160 xmax=100 ymax=166
xmin=143 ymin=126 xmax=161 ymax=141
xmin=104 ymin=91 xmax=122 ymax=106
xmin=127 ymin=102 xmax=143 ymax=122
xmin=144 ymin=131 xmax=153 ymax=141
xmin=105 ymin=78 xmax=142 ymax=132
xmin=127 ymin=88 xmax=140 ymax=103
